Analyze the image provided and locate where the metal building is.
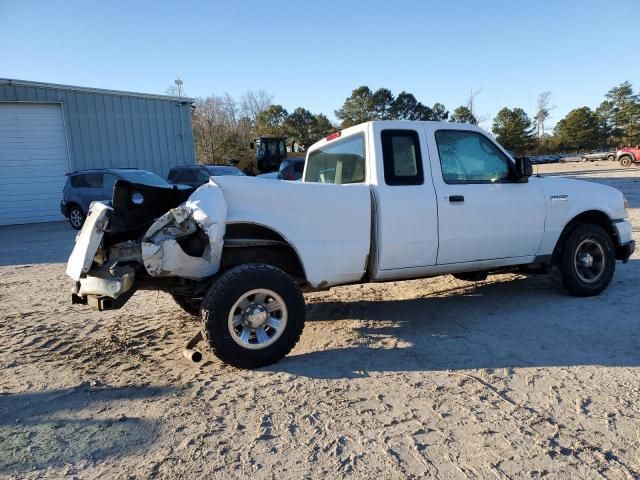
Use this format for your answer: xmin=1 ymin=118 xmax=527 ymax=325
xmin=0 ymin=78 xmax=195 ymax=226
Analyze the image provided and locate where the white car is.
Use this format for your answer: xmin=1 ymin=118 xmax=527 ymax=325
xmin=66 ymin=121 xmax=635 ymax=368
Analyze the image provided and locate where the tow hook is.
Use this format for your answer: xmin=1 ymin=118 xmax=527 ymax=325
xmin=183 ymin=331 xmax=203 ymax=363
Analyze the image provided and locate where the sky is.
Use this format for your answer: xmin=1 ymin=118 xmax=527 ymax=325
xmin=1 ymin=0 xmax=639 ymax=129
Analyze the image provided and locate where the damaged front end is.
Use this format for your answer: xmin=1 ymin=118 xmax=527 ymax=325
xmin=66 ymin=179 xmax=227 ymax=310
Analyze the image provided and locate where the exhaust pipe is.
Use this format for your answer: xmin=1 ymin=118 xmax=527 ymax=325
xmin=183 ymin=331 xmax=203 ymax=363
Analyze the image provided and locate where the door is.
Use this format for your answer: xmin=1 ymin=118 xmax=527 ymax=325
xmin=426 ymin=127 xmax=545 ymax=265
xmin=0 ymin=103 xmax=70 ymax=225
xmin=372 ymin=125 xmax=439 ymax=270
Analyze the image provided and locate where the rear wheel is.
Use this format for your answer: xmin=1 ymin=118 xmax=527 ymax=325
xmin=607 ymin=154 xmax=615 ymax=161
xmin=620 ymin=156 xmax=633 ymax=168
xmin=68 ymin=205 xmax=85 ymax=230
xmin=201 ymin=264 xmax=305 ymax=368
xmin=555 ymin=224 xmax=615 ymax=297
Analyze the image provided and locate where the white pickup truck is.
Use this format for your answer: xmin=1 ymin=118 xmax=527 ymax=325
xmin=66 ymin=121 xmax=635 ymax=368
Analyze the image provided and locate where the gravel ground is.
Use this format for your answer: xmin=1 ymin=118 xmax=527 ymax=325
xmin=1 ymin=161 xmax=639 ymax=479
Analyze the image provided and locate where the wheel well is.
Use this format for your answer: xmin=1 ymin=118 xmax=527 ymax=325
xmin=221 ymin=223 xmax=307 ymax=285
xmin=66 ymin=202 xmax=82 ymax=215
xmin=553 ymin=210 xmax=617 ymax=260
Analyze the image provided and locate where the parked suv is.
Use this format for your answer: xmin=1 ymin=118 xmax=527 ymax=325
xmin=168 ymin=164 xmax=245 ymax=188
xmin=61 ymin=168 xmax=182 ymax=229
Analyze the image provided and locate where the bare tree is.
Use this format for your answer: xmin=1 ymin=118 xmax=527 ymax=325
xmin=191 ymin=90 xmax=274 ymax=166
xmin=240 ymin=90 xmax=273 ymax=124
xmin=466 ymin=88 xmax=489 ymax=124
xmin=533 ymin=91 xmax=555 ymax=139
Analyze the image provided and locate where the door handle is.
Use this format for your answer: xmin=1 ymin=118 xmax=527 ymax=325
xmin=449 ymin=195 xmax=465 ymax=203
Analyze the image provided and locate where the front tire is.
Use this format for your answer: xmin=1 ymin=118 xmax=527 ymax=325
xmin=201 ymin=264 xmax=305 ymax=369
xmin=556 ymin=224 xmax=615 ymax=297
xmin=620 ymin=156 xmax=633 ymax=168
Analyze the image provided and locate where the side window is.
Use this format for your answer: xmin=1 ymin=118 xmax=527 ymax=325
xmin=170 ymin=168 xmax=194 ymax=183
xmin=84 ymin=173 xmax=103 ymax=188
xmin=197 ymin=168 xmax=211 ymax=182
xmin=168 ymin=169 xmax=180 ymax=183
xmin=305 ymin=134 xmax=365 ymax=184
xmin=381 ymin=129 xmax=423 ymax=186
xmin=103 ymin=174 xmax=118 ymax=193
xmin=70 ymin=174 xmax=86 ymax=188
xmin=435 ymin=130 xmax=511 ymax=184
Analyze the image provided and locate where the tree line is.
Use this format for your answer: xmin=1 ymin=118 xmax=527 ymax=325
xmin=186 ymin=81 xmax=640 ymax=164
xmin=189 ymin=91 xmax=333 ymax=165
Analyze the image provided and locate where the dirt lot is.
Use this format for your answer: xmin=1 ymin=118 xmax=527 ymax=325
xmin=1 ymin=161 xmax=639 ymax=479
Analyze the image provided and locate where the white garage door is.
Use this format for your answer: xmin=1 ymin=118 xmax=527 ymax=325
xmin=0 ymin=103 xmax=70 ymax=226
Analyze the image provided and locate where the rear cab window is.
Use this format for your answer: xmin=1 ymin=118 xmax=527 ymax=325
xmin=304 ymin=134 xmax=365 ymax=184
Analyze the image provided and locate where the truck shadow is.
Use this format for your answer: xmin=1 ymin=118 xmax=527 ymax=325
xmin=0 ymin=383 xmax=173 ymax=475
xmin=271 ymin=260 xmax=639 ymax=379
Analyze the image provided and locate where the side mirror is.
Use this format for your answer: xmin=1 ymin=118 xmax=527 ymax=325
xmin=515 ymin=157 xmax=533 ymax=182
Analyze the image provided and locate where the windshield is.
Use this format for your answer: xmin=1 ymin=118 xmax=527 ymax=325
xmin=206 ymin=166 xmax=246 ymax=176
xmin=117 ymin=170 xmax=170 ymax=187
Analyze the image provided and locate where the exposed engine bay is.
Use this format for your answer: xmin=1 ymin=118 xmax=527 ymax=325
xmin=67 ymin=179 xmax=227 ymax=310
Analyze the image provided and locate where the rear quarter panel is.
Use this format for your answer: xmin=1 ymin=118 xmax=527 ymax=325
xmin=214 ymin=176 xmax=372 ymax=287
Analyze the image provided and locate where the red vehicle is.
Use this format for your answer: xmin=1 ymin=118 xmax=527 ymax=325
xmin=617 ymin=146 xmax=640 ymax=167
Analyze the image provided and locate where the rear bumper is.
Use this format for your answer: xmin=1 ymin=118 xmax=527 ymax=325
xmin=60 ymin=200 xmax=67 ymax=217
xmin=616 ymin=240 xmax=635 ymax=263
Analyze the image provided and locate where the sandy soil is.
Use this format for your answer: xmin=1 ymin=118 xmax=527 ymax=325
xmin=1 ymin=161 xmax=639 ymax=479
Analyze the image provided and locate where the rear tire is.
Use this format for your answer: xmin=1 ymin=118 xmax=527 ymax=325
xmin=68 ymin=205 xmax=85 ymax=230
xmin=555 ymin=224 xmax=615 ymax=297
xmin=201 ymin=264 xmax=305 ymax=369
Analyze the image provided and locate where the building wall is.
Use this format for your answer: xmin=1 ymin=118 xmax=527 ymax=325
xmin=0 ymin=79 xmax=195 ymax=176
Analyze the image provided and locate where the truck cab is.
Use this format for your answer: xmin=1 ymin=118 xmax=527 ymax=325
xmin=66 ymin=121 xmax=635 ymax=369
